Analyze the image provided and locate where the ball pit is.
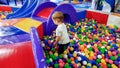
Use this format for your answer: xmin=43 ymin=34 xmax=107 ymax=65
xmin=41 ymin=18 xmax=120 ymax=68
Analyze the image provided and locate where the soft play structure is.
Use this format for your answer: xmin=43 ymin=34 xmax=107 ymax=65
xmin=0 ymin=1 xmax=120 ymax=68
xmin=32 ymin=2 xmax=78 ymax=35
xmin=0 ymin=0 xmax=8 ymax=4
xmin=0 ymin=2 xmax=78 ymax=68
xmin=6 ymin=0 xmax=45 ymax=19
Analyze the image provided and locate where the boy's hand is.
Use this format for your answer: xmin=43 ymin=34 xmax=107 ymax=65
xmin=53 ymin=42 xmax=57 ymax=47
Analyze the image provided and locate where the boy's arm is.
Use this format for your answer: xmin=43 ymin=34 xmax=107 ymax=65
xmin=53 ymin=36 xmax=61 ymax=47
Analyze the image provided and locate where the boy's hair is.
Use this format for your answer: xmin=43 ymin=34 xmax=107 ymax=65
xmin=52 ymin=11 xmax=64 ymax=21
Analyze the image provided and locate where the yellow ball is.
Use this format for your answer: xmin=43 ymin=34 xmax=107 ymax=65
xmin=85 ymin=54 xmax=89 ymax=58
xmin=81 ymin=65 xmax=86 ymax=68
xmin=70 ymin=47 xmax=74 ymax=51
xmin=118 ymin=48 xmax=120 ymax=52
xmin=106 ymin=46 xmax=110 ymax=50
xmin=92 ymin=65 xmax=97 ymax=68
xmin=101 ymin=59 xmax=106 ymax=64
xmin=87 ymin=39 xmax=90 ymax=42
xmin=71 ymin=61 xmax=75 ymax=64
xmin=87 ymin=63 xmax=91 ymax=66
xmin=77 ymin=63 xmax=81 ymax=67
xmin=73 ymin=53 xmax=77 ymax=57
xmin=54 ymin=52 xmax=58 ymax=57
xmin=64 ymin=50 xmax=67 ymax=54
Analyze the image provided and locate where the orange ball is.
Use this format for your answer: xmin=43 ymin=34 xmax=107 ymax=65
xmin=70 ymin=57 xmax=75 ymax=61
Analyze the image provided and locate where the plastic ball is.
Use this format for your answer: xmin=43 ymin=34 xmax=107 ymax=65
xmin=63 ymin=54 xmax=68 ymax=59
xmin=77 ymin=57 xmax=82 ymax=61
xmin=110 ymin=56 xmax=116 ymax=61
xmin=50 ymin=58 xmax=53 ymax=62
xmin=97 ymin=55 xmax=102 ymax=59
xmin=54 ymin=63 xmax=59 ymax=68
xmin=92 ymin=65 xmax=97 ymax=68
xmin=73 ymin=53 xmax=77 ymax=57
xmin=54 ymin=52 xmax=58 ymax=57
xmin=82 ymin=60 xmax=87 ymax=65
xmin=67 ymin=59 xmax=71 ymax=63
xmin=73 ymin=64 xmax=77 ymax=68
xmin=108 ymin=60 xmax=113 ymax=64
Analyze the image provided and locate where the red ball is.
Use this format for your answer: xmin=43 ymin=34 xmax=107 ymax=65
xmin=73 ymin=64 xmax=77 ymax=68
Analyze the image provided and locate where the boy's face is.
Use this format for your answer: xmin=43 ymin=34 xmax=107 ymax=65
xmin=52 ymin=18 xmax=61 ymax=25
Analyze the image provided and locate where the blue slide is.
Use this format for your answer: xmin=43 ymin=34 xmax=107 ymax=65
xmin=6 ymin=0 xmax=46 ymax=19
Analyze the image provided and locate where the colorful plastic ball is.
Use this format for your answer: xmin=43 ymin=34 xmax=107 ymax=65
xmin=54 ymin=52 xmax=58 ymax=57
xmin=63 ymin=54 xmax=68 ymax=59
xmin=50 ymin=58 xmax=53 ymax=62
xmin=73 ymin=64 xmax=77 ymax=68
xmin=73 ymin=53 xmax=77 ymax=57
xmin=77 ymin=57 xmax=82 ymax=61
xmin=70 ymin=57 xmax=75 ymax=61
xmin=59 ymin=54 xmax=63 ymax=59
xmin=67 ymin=59 xmax=71 ymax=63
xmin=110 ymin=56 xmax=116 ymax=61
xmin=97 ymin=55 xmax=102 ymax=59
xmin=82 ymin=60 xmax=87 ymax=65
xmin=59 ymin=62 xmax=64 ymax=68
xmin=54 ymin=63 xmax=59 ymax=68
xmin=64 ymin=63 xmax=71 ymax=68
xmin=108 ymin=60 xmax=113 ymax=64
xmin=81 ymin=65 xmax=86 ymax=68
xmin=86 ymin=66 xmax=91 ymax=68
xmin=92 ymin=65 xmax=97 ymax=68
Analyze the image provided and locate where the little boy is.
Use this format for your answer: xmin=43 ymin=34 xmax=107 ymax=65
xmin=52 ymin=11 xmax=70 ymax=54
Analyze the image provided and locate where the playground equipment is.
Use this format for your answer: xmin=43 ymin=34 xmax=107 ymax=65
xmin=0 ymin=1 xmax=120 ymax=68
xmin=0 ymin=0 xmax=24 ymax=5
xmin=6 ymin=0 xmax=46 ymax=19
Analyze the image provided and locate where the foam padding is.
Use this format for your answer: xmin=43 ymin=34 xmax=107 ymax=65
xmin=86 ymin=10 xmax=108 ymax=25
xmin=37 ymin=7 xmax=54 ymax=19
xmin=0 ymin=41 xmax=36 ymax=68
xmin=107 ymin=14 xmax=120 ymax=27
xmin=0 ymin=18 xmax=25 ymax=26
xmin=0 ymin=6 xmax=12 ymax=12
xmin=14 ymin=18 xmax=42 ymax=33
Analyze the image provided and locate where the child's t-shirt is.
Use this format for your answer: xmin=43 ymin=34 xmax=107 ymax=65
xmin=115 ymin=0 xmax=120 ymax=13
xmin=56 ymin=23 xmax=70 ymax=44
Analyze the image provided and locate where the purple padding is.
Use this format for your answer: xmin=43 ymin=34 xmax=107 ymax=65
xmin=77 ymin=10 xmax=86 ymax=20
xmin=32 ymin=2 xmax=57 ymax=17
xmin=46 ymin=4 xmax=78 ymax=35
xmin=30 ymin=27 xmax=46 ymax=68
xmin=32 ymin=17 xmax=47 ymax=22
xmin=0 ymin=34 xmax=31 ymax=45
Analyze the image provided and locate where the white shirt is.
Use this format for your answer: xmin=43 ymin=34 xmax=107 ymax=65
xmin=56 ymin=23 xmax=70 ymax=44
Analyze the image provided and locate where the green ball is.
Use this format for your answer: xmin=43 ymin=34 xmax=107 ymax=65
xmin=53 ymin=56 xmax=57 ymax=60
xmin=96 ymin=58 xmax=101 ymax=63
xmin=100 ymin=48 xmax=106 ymax=54
xmin=110 ymin=56 xmax=116 ymax=61
xmin=118 ymin=54 xmax=120 ymax=57
xmin=77 ymin=34 xmax=82 ymax=39
xmin=52 ymin=48 xmax=56 ymax=53
xmin=50 ymin=54 xmax=54 ymax=58
xmin=67 ymin=59 xmax=71 ymax=63
xmin=54 ymin=63 xmax=58 ymax=68
xmin=64 ymin=63 xmax=71 ymax=68
xmin=80 ymin=41 xmax=84 ymax=45
xmin=59 ymin=54 xmax=63 ymax=59
xmin=71 ymin=40 xmax=74 ymax=44
xmin=46 ymin=59 xmax=50 ymax=64
xmin=99 ymin=66 xmax=102 ymax=68
xmin=107 ymin=64 xmax=111 ymax=68
xmin=88 ymin=47 xmax=93 ymax=51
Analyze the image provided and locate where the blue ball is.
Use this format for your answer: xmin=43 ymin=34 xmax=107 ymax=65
xmin=117 ymin=57 xmax=120 ymax=61
xmin=90 ymin=60 xmax=96 ymax=65
xmin=86 ymin=66 xmax=91 ymax=68
xmin=74 ymin=60 xmax=78 ymax=64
